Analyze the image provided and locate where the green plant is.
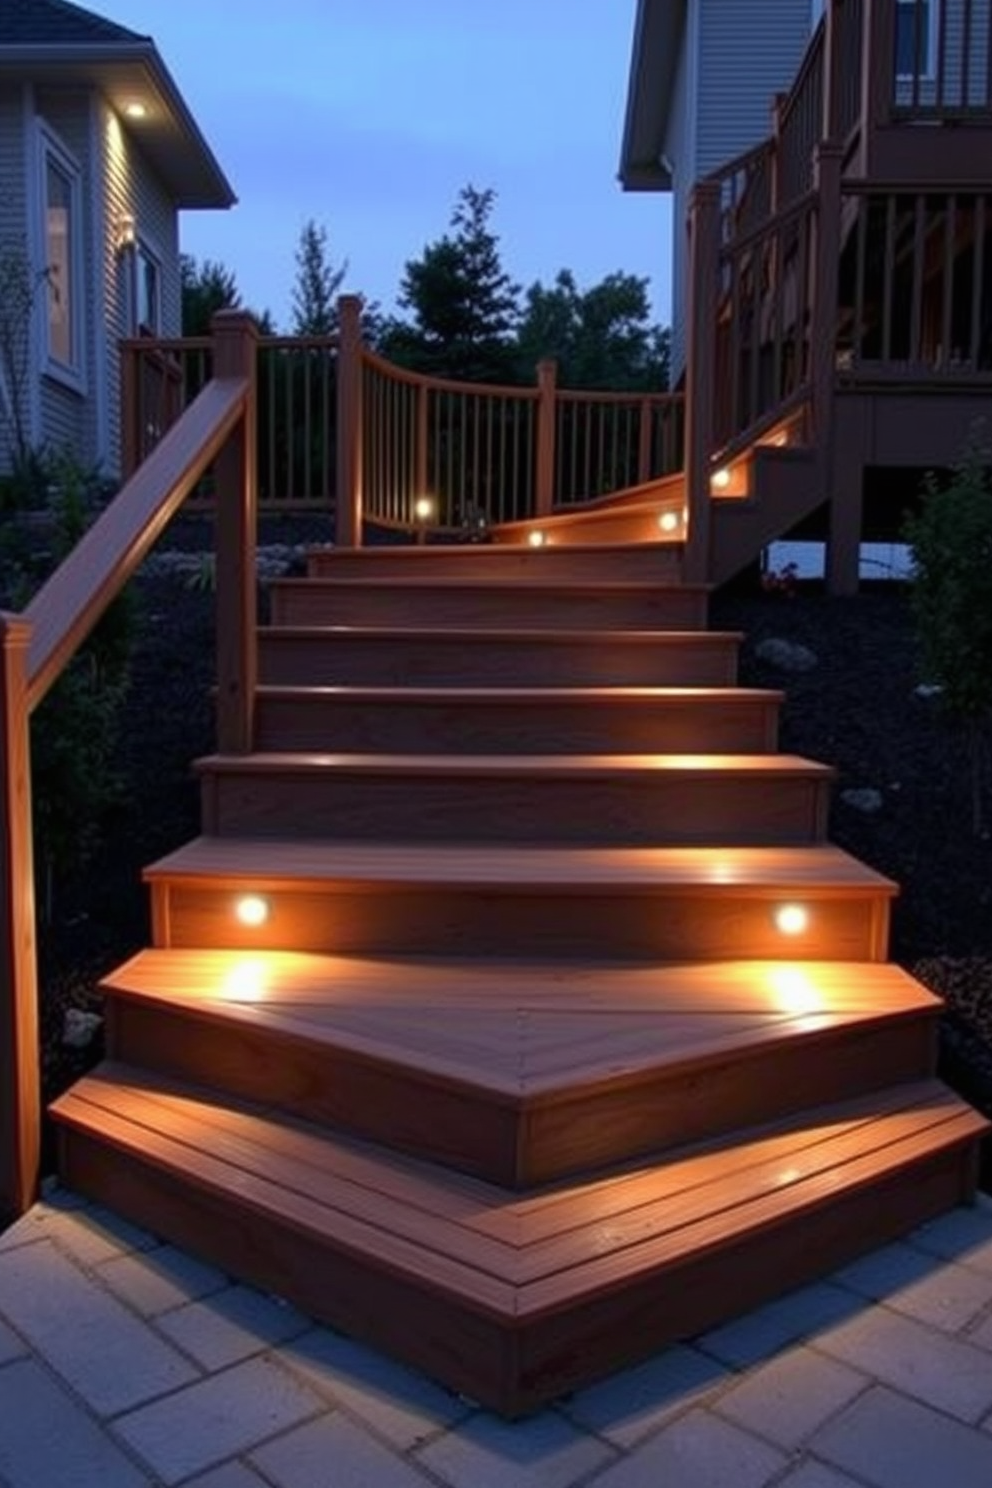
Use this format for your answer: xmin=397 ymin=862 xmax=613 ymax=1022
xmin=0 ymin=447 xmax=134 ymax=919
xmin=904 ymin=432 xmax=992 ymax=834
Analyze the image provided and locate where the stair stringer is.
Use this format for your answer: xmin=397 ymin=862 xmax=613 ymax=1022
xmin=709 ymin=444 xmax=826 ymax=587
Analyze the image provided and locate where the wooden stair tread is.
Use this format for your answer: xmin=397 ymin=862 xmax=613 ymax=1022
xmin=145 ymin=837 xmax=897 ymax=894
xmin=196 ymin=752 xmax=832 ymax=780
xmin=274 ymin=576 xmax=708 ymax=594
xmin=255 ymin=684 xmax=784 ymax=705
xmin=308 ymin=542 xmax=683 ymax=559
xmin=102 ymin=949 xmax=941 ymax=1099
xmin=54 ymin=1066 xmax=986 ymax=1318
xmin=260 ymin=624 xmax=743 ymax=646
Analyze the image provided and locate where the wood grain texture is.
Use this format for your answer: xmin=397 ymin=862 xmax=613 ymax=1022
xmin=53 ymin=1068 xmax=988 ymax=1414
xmin=306 ymin=541 xmax=685 ymax=582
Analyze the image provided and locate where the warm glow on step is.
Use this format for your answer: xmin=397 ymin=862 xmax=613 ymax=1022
xmin=658 ymin=510 xmax=680 ymax=533
xmin=711 ymin=467 xmax=731 ymax=491
xmin=775 ymin=904 xmax=810 ymax=936
xmin=235 ymin=895 xmax=270 ymax=928
xmin=528 ymin=530 xmax=548 ymax=548
xmin=414 ymin=496 xmax=434 ymax=522
xmin=220 ymin=958 xmax=270 ymax=1002
xmin=767 ymin=965 xmax=823 ymax=1014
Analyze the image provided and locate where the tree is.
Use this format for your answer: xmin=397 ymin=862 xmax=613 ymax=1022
xmin=180 ymin=255 xmax=274 ymax=336
xmin=904 ymin=434 xmax=992 ymax=834
xmin=380 ymin=185 xmax=520 ymax=382
xmin=516 ymin=269 xmax=670 ymax=390
xmin=291 ymin=220 xmax=346 ymax=336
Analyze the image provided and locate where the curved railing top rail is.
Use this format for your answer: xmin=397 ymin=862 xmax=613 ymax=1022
xmin=555 ymin=386 xmax=682 ymax=406
xmin=24 ymin=376 xmax=247 ymax=712
xmin=360 ymin=346 xmax=540 ymax=399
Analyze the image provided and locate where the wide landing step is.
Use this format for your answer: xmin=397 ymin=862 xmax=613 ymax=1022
xmin=103 ymin=949 xmax=942 ymax=1184
xmin=145 ymin=838 xmax=897 ymax=961
xmin=53 ymin=1067 xmax=987 ymax=1416
xmin=306 ymin=540 xmax=684 ymax=582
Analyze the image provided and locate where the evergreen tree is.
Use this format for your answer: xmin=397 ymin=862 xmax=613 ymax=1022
xmin=516 ymin=269 xmax=669 ymax=390
xmin=291 ymin=220 xmax=346 ymax=336
xmin=180 ymin=255 xmax=273 ymax=336
xmin=380 ymin=185 xmax=520 ymax=382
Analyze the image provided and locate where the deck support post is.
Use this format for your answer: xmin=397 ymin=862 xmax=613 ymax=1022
xmin=683 ymin=181 xmax=722 ymax=584
xmin=336 ymin=295 xmax=365 ymax=548
xmin=535 ymin=359 xmax=558 ymax=520
xmin=0 ymin=616 xmax=39 ymax=1224
xmin=213 ymin=312 xmax=259 ymax=754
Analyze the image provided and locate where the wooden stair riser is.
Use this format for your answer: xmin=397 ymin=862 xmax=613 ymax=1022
xmin=151 ymin=881 xmax=892 ymax=962
xmin=258 ymin=630 xmax=741 ymax=688
xmin=493 ymin=505 xmax=682 ymax=547
xmin=55 ymin=1110 xmax=982 ymax=1418
xmin=105 ymin=992 xmax=940 ymax=1188
xmin=253 ymin=689 xmax=782 ymax=756
xmin=307 ymin=545 xmax=684 ymax=583
xmin=199 ymin=763 xmax=832 ymax=846
xmin=269 ymin=580 xmax=708 ymax=632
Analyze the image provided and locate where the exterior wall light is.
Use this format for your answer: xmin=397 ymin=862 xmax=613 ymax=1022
xmin=117 ymin=211 xmax=136 ymax=253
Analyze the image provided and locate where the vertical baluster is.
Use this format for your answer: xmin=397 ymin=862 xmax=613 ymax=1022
xmin=882 ymin=195 xmax=897 ymax=360
xmin=910 ymin=194 xmax=926 ymax=363
xmin=969 ymin=195 xmax=986 ymax=367
xmin=941 ymin=195 xmax=957 ymax=368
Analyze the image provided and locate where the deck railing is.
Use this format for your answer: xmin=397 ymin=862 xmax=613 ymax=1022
xmin=1 ymin=313 xmax=260 ymax=1222
xmin=893 ymin=0 xmax=992 ymax=115
xmin=121 ymin=334 xmax=337 ymax=508
xmin=777 ymin=19 xmax=827 ymax=205
xmin=837 ymin=184 xmax=992 ymax=375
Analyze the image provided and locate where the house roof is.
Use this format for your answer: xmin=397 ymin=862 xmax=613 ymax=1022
xmin=0 ymin=0 xmax=148 ymax=46
xmin=0 ymin=0 xmax=235 ymax=209
xmin=619 ymin=0 xmax=685 ymax=191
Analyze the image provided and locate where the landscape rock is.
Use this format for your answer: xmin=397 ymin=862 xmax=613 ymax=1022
xmin=914 ymin=682 xmax=944 ymax=699
xmin=62 ymin=1009 xmax=103 ymax=1049
xmin=754 ymin=637 xmax=819 ymax=672
xmin=841 ymin=787 xmax=884 ymax=814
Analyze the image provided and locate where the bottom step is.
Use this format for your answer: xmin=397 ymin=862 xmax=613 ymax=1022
xmin=52 ymin=1067 xmax=987 ymax=1416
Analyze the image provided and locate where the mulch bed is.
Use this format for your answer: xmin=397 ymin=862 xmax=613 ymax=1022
xmin=32 ymin=543 xmax=992 ymax=1182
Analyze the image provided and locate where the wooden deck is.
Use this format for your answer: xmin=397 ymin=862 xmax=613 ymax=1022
xmin=51 ymin=537 xmax=989 ymax=1415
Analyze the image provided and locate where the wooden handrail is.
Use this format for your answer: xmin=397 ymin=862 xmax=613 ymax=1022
xmin=360 ymin=347 xmax=540 ymax=400
xmin=778 ymin=15 xmax=827 ymax=135
xmin=25 ymin=377 xmax=247 ymax=712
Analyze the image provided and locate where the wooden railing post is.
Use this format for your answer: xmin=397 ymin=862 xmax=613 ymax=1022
xmin=823 ymin=0 xmax=841 ymax=138
xmin=212 ymin=311 xmax=258 ymax=755
xmin=535 ymin=358 xmax=557 ymax=518
xmin=862 ymin=0 xmax=897 ymax=167
xmin=683 ymin=182 xmax=722 ymax=584
xmin=120 ymin=344 xmax=139 ymax=479
xmin=0 ymin=615 xmax=39 ymax=1223
xmin=336 ymin=295 xmax=364 ymax=547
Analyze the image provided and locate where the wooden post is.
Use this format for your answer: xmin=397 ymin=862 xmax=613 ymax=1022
xmin=212 ymin=311 xmax=258 ymax=755
xmin=534 ymin=358 xmax=557 ymax=519
xmin=862 ymin=0 xmax=897 ymax=171
xmin=336 ymin=295 xmax=364 ymax=547
xmin=822 ymin=0 xmax=841 ymax=139
xmin=682 ymin=182 xmax=722 ymax=584
xmin=0 ymin=615 xmax=40 ymax=1223
xmin=770 ymin=92 xmax=786 ymax=211
xmin=120 ymin=344 xmax=138 ymax=479
xmin=415 ymin=380 xmax=429 ymax=504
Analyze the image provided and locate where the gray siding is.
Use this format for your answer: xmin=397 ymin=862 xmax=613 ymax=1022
xmin=664 ymin=34 xmax=691 ymax=376
xmin=894 ymin=0 xmax=992 ymax=109
xmin=695 ymin=0 xmax=811 ymax=178
xmin=97 ymin=95 xmax=182 ymax=476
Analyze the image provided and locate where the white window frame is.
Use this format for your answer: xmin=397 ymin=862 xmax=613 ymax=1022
xmin=38 ymin=124 xmax=85 ymax=390
xmin=130 ymin=237 xmax=163 ymax=336
xmin=896 ymin=0 xmax=939 ymax=82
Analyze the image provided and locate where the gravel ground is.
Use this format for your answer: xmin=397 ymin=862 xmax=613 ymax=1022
xmin=32 ymin=550 xmax=992 ymax=1178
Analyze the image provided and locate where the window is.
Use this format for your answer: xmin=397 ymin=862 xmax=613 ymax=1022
xmin=896 ymin=0 xmax=937 ymax=79
xmin=44 ymin=152 xmax=77 ymax=370
xmin=134 ymin=242 xmax=161 ymax=334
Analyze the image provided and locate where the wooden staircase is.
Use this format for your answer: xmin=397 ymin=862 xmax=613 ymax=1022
xmin=51 ymin=541 xmax=988 ymax=1416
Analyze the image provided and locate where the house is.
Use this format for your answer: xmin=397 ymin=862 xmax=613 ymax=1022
xmin=620 ymin=0 xmax=813 ymax=381
xmin=0 ymin=0 xmax=234 ymax=479
xmin=620 ymin=0 xmax=992 ymax=592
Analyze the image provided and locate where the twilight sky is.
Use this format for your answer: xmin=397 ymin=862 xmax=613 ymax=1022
xmin=100 ymin=0 xmax=673 ymax=332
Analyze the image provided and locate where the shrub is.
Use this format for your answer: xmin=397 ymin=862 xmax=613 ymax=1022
xmin=904 ymin=434 xmax=992 ymax=834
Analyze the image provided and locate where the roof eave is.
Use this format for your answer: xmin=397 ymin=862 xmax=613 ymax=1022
xmin=0 ymin=40 xmax=236 ymax=210
xmin=619 ymin=0 xmax=684 ymax=193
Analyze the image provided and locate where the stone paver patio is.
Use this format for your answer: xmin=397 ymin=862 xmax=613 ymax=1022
xmin=3 ymin=1187 xmax=992 ymax=1487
